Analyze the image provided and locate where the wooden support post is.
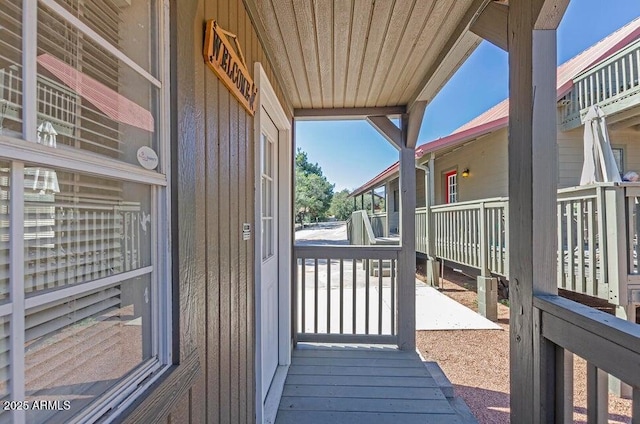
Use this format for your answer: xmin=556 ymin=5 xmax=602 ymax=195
xmin=385 ymin=182 xmax=391 ymax=237
xmin=397 ymin=116 xmax=416 ymax=351
xmin=371 ymin=189 xmax=375 ymax=215
xmin=508 ymin=0 xmax=561 ymax=421
xmin=424 ymin=154 xmax=440 ymax=287
xmin=477 ymin=202 xmax=498 ymax=320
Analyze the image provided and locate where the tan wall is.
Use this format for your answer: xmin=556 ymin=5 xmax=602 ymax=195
xmin=432 ymin=128 xmax=509 ymax=204
xmin=559 ymin=127 xmax=640 ymax=188
xmin=142 ymin=1 xmax=292 ymax=423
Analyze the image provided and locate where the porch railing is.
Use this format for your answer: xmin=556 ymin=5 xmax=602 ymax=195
xmin=431 ymin=198 xmax=509 ymax=276
xmin=426 ymin=183 xmax=640 ymax=307
xmin=560 ymin=38 xmax=640 ymax=130
xmin=535 ymin=294 xmax=640 ymax=422
xmin=294 ymin=245 xmax=399 ymax=344
xmin=415 ymin=207 xmax=428 ymax=255
xmin=369 ymin=213 xmax=387 ymax=238
xmin=347 ymin=210 xmax=376 ymax=246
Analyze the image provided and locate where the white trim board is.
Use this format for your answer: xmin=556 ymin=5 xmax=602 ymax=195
xmin=254 ymin=62 xmax=292 ymax=424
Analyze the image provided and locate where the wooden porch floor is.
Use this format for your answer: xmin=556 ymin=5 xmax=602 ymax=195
xmin=275 ymin=344 xmax=474 ymax=424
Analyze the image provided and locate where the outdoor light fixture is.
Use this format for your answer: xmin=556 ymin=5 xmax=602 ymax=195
xmin=462 ymin=168 xmax=470 ymax=178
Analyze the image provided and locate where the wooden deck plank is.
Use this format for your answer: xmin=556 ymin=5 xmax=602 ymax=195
xmin=292 ymin=348 xmax=416 ymax=360
xmin=278 ymin=396 xmax=453 ymax=414
xmin=290 ymin=357 xmax=423 ymax=368
xmin=276 ymin=345 xmax=463 ymax=424
xmin=284 ymin=375 xmax=438 ymax=388
xmin=275 ymin=411 xmax=460 ymax=424
xmin=287 ymin=365 xmax=431 ymax=377
xmin=282 ymin=385 xmax=446 ymax=400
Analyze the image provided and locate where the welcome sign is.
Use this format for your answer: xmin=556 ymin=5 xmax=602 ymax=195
xmin=203 ymin=20 xmax=258 ymax=115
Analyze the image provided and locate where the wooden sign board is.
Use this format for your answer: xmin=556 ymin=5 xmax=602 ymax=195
xmin=203 ymin=20 xmax=258 ymax=115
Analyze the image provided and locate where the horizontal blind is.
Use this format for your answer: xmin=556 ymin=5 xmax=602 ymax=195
xmin=0 ymin=0 xmax=23 ymax=136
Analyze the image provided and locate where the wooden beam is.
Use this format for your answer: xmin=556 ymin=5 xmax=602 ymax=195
xmin=405 ymin=101 xmax=427 ymax=149
xmin=534 ymin=0 xmax=569 ymax=29
xmin=508 ymin=0 xmax=564 ymax=421
xmin=294 ymin=107 xmax=406 ymax=120
xmin=366 ymin=115 xmax=402 ymax=150
xmin=397 ymin=115 xmax=416 ymax=351
xmin=470 ymin=1 xmax=509 ymax=52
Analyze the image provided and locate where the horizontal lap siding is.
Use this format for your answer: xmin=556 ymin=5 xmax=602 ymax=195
xmin=433 ymin=128 xmax=509 ymax=204
xmin=165 ymin=0 xmax=292 ymax=423
xmin=558 ymin=127 xmax=640 ymax=188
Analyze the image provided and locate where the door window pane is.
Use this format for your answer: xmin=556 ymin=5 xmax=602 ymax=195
xmin=0 ymin=0 xmax=23 ymax=137
xmin=25 ymin=274 xmax=153 ymax=424
xmin=24 ymin=166 xmax=152 ymax=295
xmin=261 ymin=133 xmax=274 ymax=260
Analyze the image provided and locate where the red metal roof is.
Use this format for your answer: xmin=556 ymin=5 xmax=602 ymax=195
xmin=350 ymin=17 xmax=640 ymax=197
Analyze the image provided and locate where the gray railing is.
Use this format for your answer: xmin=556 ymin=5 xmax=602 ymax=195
xmin=431 ymin=198 xmax=509 ymax=276
xmin=294 ymin=245 xmax=400 ymax=344
xmin=425 ymin=184 xmax=640 ymax=308
xmin=347 ymin=210 xmax=378 ymax=246
xmin=535 ymin=294 xmax=640 ymax=422
xmin=415 ymin=207 xmax=428 ymax=255
xmin=369 ymin=213 xmax=387 ymax=238
xmin=560 ymin=38 xmax=640 ymax=130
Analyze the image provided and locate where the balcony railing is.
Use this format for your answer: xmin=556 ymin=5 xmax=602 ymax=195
xmin=560 ymin=38 xmax=640 ymax=130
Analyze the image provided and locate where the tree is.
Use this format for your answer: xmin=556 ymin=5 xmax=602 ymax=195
xmin=330 ymin=189 xmax=357 ymax=221
xmin=295 ymin=148 xmax=334 ymax=223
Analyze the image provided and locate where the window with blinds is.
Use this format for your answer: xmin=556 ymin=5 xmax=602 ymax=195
xmin=0 ymin=0 xmax=169 ymax=422
xmin=0 ymin=0 xmax=22 ymax=137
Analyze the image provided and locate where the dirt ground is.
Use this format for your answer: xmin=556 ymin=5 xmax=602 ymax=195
xmin=415 ymin=267 xmax=633 ymax=424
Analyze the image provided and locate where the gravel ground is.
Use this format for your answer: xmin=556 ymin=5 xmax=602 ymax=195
xmin=416 ymin=268 xmax=633 ymax=423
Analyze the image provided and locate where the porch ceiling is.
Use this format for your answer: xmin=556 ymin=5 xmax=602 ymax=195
xmin=244 ymin=0 xmax=487 ymax=110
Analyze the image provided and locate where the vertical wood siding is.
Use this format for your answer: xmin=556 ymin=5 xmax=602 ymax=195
xmin=164 ymin=0 xmax=292 ymax=423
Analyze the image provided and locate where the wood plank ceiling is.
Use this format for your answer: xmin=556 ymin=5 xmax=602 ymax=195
xmin=244 ymin=0 xmax=488 ymax=110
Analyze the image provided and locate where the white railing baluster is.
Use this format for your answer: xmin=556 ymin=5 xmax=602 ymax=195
xmin=294 ymin=245 xmax=400 ymax=344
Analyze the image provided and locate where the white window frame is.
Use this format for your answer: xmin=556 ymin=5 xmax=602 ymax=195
xmin=0 ymin=0 xmax=173 ymax=422
xmin=445 ymin=170 xmax=457 ymax=204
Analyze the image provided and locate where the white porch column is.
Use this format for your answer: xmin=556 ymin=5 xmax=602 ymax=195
xmin=508 ymin=0 xmax=564 ymax=421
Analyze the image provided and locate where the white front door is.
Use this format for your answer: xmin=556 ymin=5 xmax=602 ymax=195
xmin=260 ymin=110 xmax=279 ymax=399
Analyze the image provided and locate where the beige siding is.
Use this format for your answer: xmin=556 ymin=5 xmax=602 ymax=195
xmin=416 ymin=168 xmax=426 ymax=208
xmin=558 ymin=127 xmax=640 ymax=188
xmin=388 ymin=179 xmax=399 ymax=234
xmin=432 ymin=128 xmax=509 ymax=204
xmin=145 ymin=0 xmax=293 ymax=423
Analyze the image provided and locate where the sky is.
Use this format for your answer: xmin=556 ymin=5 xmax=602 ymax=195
xmin=295 ymin=0 xmax=640 ymax=192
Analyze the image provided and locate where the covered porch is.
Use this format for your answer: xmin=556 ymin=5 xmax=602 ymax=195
xmin=246 ymin=0 xmax=640 ymax=423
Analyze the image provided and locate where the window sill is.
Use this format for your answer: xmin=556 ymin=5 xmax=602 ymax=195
xmin=116 ymin=349 xmax=202 ymax=424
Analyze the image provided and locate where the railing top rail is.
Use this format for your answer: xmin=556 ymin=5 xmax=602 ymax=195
xmin=534 ymin=295 xmax=640 ymax=350
xmin=431 ymin=197 xmax=509 ymax=211
xmin=370 ymin=212 xmax=387 ymax=217
xmin=534 ymin=294 xmax=640 ymax=387
xmin=573 ymin=37 xmax=640 ymax=82
xmin=294 ymin=244 xmax=401 ymax=260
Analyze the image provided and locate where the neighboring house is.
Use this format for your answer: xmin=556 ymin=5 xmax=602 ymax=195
xmin=1 ymin=0 xmax=638 ymax=423
xmin=351 ymin=18 xmax=640 ymax=331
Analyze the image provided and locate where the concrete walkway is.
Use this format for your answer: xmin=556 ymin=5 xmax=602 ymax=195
xmin=296 ymin=223 xmax=501 ymax=333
